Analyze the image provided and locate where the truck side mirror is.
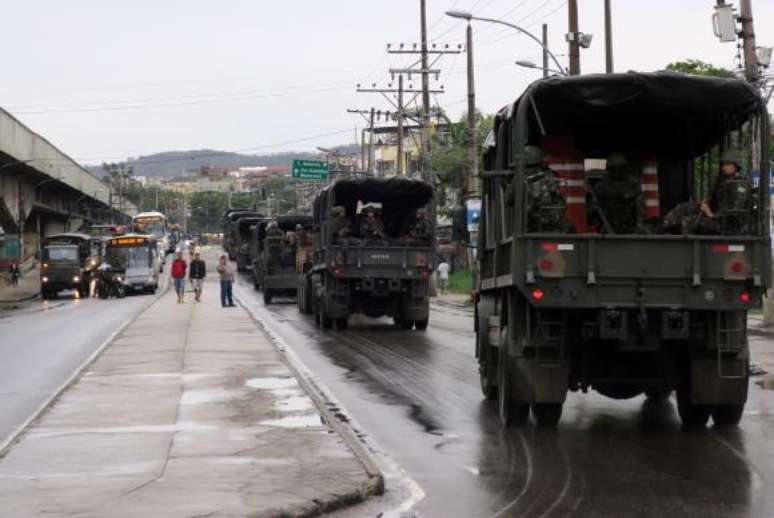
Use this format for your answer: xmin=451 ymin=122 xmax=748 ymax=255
xmin=452 ymin=206 xmax=471 ymax=244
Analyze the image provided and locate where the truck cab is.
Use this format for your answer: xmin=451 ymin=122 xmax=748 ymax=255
xmin=475 ymin=72 xmax=770 ymax=428
xmin=306 ymin=177 xmax=436 ymax=330
xmin=41 ymin=245 xmax=85 ymax=299
xmin=253 ymin=215 xmax=312 ymax=304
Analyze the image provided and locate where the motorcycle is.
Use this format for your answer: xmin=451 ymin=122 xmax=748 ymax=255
xmin=96 ymin=269 xmax=127 ymax=299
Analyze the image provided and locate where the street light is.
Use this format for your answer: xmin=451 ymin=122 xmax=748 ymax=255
xmin=446 ymin=10 xmax=568 ymax=76
xmin=515 ymin=60 xmax=567 ymax=77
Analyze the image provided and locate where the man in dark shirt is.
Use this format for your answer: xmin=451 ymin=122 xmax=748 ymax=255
xmin=189 ymin=251 xmax=206 ymax=302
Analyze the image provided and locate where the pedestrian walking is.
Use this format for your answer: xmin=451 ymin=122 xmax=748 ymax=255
xmin=171 ymin=250 xmax=188 ymax=303
xmin=216 ymin=254 xmax=235 ymax=307
xmin=8 ymin=261 xmax=20 ymax=287
xmin=189 ymin=251 xmax=206 ymax=302
xmin=437 ymin=259 xmax=450 ymax=296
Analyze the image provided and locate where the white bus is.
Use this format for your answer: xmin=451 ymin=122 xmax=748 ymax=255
xmin=132 ymin=211 xmax=171 ymax=258
xmin=103 ymin=234 xmax=161 ymax=294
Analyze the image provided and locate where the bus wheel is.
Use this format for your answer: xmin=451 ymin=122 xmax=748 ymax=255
xmin=532 ymin=403 xmax=563 ymax=428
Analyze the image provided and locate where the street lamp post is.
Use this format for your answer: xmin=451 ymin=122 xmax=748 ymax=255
xmin=446 ymin=10 xmax=568 ymax=76
xmin=515 ymin=60 xmax=567 ymax=77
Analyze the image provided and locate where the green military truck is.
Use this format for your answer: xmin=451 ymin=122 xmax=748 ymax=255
xmin=252 ymin=215 xmax=312 ymax=305
xmin=472 ymin=72 xmax=770 ymax=428
xmin=235 ymin=216 xmax=263 ymax=272
xmin=40 ymin=233 xmax=102 ymax=299
xmin=305 ymin=177 xmax=436 ymax=330
xmin=222 ymin=210 xmax=262 ymax=261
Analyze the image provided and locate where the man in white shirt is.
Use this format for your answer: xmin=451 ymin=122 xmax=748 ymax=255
xmin=437 ymin=259 xmax=450 ymax=296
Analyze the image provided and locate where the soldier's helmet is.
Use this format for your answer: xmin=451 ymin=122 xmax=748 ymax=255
xmin=523 ymin=145 xmax=543 ymax=166
xmin=606 ymin=152 xmax=628 ymax=169
xmin=720 ymin=149 xmax=743 ymax=170
xmin=268 ymin=221 xmax=278 ymax=229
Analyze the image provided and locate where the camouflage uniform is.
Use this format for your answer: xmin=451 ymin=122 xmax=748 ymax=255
xmin=509 ymin=146 xmax=572 ymax=233
xmin=663 ymin=150 xmax=752 ymax=235
xmin=408 ymin=209 xmax=433 ymax=244
xmin=359 ymin=209 xmax=385 ymax=240
xmin=593 ymin=153 xmax=646 ymax=234
xmin=266 ymin=221 xmax=284 ymax=238
xmin=330 ymin=206 xmax=351 ymax=242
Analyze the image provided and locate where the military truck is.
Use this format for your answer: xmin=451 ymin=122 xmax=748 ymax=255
xmin=470 ymin=72 xmax=770 ymax=428
xmin=40 ymin=233 xmax=101 ymax=299
xmin=305 ymin=177 xmax=435 ymax=330
xmin=235 ymin=216 xmax=263 ymax=272
xmin=222 ymin=210 xmax=262 ymax=260
xmin=252 ymin=215 xmax=312 ymax=304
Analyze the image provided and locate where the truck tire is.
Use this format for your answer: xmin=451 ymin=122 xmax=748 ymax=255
xmin=415 ymin=319 xmax=428 ymax=331
xmin=320 ymin=303 xmax=333 ymax=330
xmin=711 ymin=404 xmax=745 ymax=427
xmin=477 ymin=296 xmax=498 ymax=401
xmin=335 ymin=318 xmax=348 ymax=330
xmin=263 ymin=290 xmax=272 ymax=305
xmin=400 ymin=320 xmax=414 ymax=330
xmin=497 ymin=323 xmax=529 ymax=427
xmin=644 ymin=388 xmax=672 ymax=400
xmin=677 ymin=380 xmax=711 ymax=429
xmin=532 ymin=403 xmax=563 ymax=428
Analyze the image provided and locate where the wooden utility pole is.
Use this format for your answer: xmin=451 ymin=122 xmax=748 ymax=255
xmin=568 ymin=0 xmax=581 ymax=75
xmin=368 ymin=108 xmax=375 ymax=175
xmin=604 ymin=0 xmax=614 ymax=73
xmin=397 ymin=74 xmax=405 ymax=176
xmin=542 ymin=24 xmax=549 ymax=78
xmin=465 ymin=23 xmax=479 ymax=199
xmin=420 ymin=0 xmax=432 ymax=183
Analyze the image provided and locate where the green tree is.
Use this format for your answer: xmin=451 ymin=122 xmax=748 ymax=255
xmin=665 ymin=59 xmax=736 ymax=78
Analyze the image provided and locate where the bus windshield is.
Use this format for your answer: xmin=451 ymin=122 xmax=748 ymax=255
xmin=106 ymin=245 xmax=150 ymax=270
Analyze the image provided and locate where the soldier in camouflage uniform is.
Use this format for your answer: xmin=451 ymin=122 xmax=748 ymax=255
xmin=514 ymin=146 xmax=573 ymax=233
xmin=359 ymin=206 xmax=385 ymax=240
xmin=266 ymin=221 xmax=284 ymax=238
xmin=663 ymin=150 xmax=752 ymax=235
xmin=408 ymin=208 xmax=433 ymax=245
xmin=593 ymin=153 xmax=647 ymax=234
xmin=330 ymin=206 xmax=351 ymax=243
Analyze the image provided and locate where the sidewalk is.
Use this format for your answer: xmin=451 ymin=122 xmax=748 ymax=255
xmin=0 ymin=265 xmax=40 ymax=303
xmin=749 ymin=313 xmax=774 ymax=376
xmin=0 ymin=274 xmax=380 ymax=517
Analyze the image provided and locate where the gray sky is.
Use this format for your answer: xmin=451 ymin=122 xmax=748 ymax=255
xmin=1 ymin=0 xmax=771 ymax=165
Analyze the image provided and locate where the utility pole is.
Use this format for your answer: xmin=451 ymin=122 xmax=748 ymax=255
xmin=568 ymin=0 xmax=581 ymax=75
xmin=604 ymin=0 xmax=614 ymax=73
xmin=397 ymin=74 xmax=405 ymax=176
xmin=465 ymin=23 xmax=479 ymax=199
xmin=542 ymin=24 xmax=549 ymax=78
xmin=419 ymin=0 xmax=433 ymax=184
xmin=368 ymin=108 xmax=375 ymax=175
xmin=739 ymin=0 xmax=760 ymax=87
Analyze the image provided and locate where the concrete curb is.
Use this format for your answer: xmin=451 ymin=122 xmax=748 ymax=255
xmin=0 ymin=280 xmax=171 ymax=458
xmin=235 ymin=293 xmax=386 ymax=515
xmin=0 ymin=290 xmax=41 ymax=304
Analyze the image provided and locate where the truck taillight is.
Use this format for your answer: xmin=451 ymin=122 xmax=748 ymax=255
xmin=531 ymin=287 xmax=545 ymax=301
xmin=539 ymin=259 xmax=554 ymax=271
xmin=333 ymin=267 xmax=343 ymax=277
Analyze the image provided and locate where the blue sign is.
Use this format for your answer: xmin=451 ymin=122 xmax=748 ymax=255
xmin=751 ymin=170 xmax=774 ymax=188
xmin=466 ymin=199 xmax=481 ymax=231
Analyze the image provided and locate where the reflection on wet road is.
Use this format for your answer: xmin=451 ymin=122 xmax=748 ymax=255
xmin=234 ymin=274 xmax=774 ymax=517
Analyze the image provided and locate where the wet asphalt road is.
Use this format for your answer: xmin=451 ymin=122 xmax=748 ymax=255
xmin=0 ymin=278 xmax=166 ymax=447
xmin=233 ymin=271 xmax=774 ymax=518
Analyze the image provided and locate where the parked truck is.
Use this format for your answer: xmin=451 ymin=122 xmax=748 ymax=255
xmin=252 ymin=215 xmax=313 ymax=304
xmin=304 ymin=177 xmax=436 ymax=330
xmin=235 ymin=216 xmax=263 ymax=272
xmin=470 ymin=72 xmax=770 ymax=428
xmin=222 ymin=210 xmax=262 ymax=260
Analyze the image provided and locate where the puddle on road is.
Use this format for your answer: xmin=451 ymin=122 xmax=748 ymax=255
xmin=246 ymin=377 xmax=297 ymax=390
xmin=258 ymin=415 xmax=325 ymax=428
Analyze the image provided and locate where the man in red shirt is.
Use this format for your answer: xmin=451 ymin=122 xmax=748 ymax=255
xmin=171 ymin=250 xmax=188 ymax=303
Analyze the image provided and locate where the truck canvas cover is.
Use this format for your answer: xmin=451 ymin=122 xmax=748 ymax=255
xmin=503 ymin=71 xmax=763 ymax=160
xmin=328 ymin=177 xmax=433 ymax=209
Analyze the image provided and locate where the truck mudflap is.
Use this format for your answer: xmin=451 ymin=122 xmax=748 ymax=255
xmin=265 ymin=273 xmax=296 ymax=291
xmin=510 ymin=357 xmax=569 ymax=404
xmin=690 ymin=352 xmax=749 ymax=405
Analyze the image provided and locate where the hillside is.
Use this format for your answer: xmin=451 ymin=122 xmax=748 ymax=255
xmin=85 ymin=149 xmax=325 ymax=179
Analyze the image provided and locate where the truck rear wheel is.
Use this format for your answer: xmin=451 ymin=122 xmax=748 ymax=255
xmin=532 ymin=403 xmax=563 ymax=428
xmin=497 ymin=324 xmax=529 ymax=427
xmin=711 ymin=405 xmax=745 ymax=427
xmin=677 ymin=385 xmax=711 ymax=429
xmin=415 ymin=319 xmax=428 ymax=331
xmin=320 ymin=303 xmax=333 ymax=330
xmin=335 ymin=318 xmax=348 ymax=330
xmin=477 ymin=296 xmax=497 ymax=401
xmin=400 ymin=320 xmax=414 ymax=330
xmin=263 ymin=290 xmax=272 ymax=305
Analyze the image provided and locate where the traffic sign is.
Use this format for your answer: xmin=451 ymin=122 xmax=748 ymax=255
xmin=292 ymin=160 xmax=329 ymax=181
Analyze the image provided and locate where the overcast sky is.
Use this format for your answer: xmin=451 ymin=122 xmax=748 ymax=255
xmin=1 ymin=0 xmax=771 ymax=165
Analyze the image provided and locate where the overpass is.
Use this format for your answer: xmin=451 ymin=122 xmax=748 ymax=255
xmin=0 ymin=107 xmax=136 ymax=265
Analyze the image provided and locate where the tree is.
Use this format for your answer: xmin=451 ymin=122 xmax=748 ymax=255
xmin=665 ymin=59 xmax=736 ymax=79
xmin=431 ymin=111 xmax=494 ymax=214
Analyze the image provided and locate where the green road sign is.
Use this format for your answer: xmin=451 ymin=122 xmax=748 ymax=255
xmin=292 ymin=160 xmax=329 ymax=181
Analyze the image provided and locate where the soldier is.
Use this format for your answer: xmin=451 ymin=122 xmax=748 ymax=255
xmin=359 ymin=206 xmax=385 ymax=240
xmin=592 ymin=153 xmax=646 ymax=234
xmin=514 ymin=145 xmax=572 ymax=233
xmin=330 ymin=206 xmax=351 ymax=243
xmin=266 ymin=221 xmax=284 ymax=238
xmin=408 ymin=208 xmax=433 ymax=245
xmin=663 ymin=150 xmax=752 ymax=235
